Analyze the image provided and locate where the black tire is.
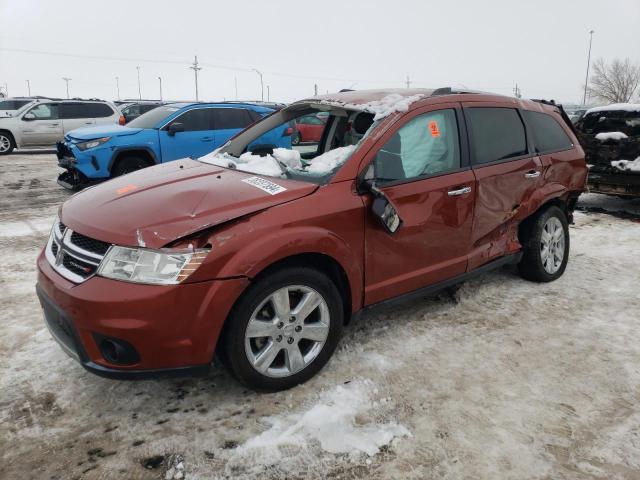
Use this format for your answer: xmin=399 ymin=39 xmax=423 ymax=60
xmin=220 ymin=266 xmax=344 ymax=391
xmin=291 ymin=133 xmax=301 ymax=146
xmin=111 ymin=155 xmax=151 ymax=177
xmin=518 ymin=205 xmax=570 ymax=282
xmin=0 ymin=131 xmax=15 ymax=155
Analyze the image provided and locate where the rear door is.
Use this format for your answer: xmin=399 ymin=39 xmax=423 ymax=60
xmin=211 ymin=108 xmax=254 ymax=145
xmin=20 ymin=103 xmax=63 ymax=146
xmin=60 ymin=103 xmax=95 ymax=134
xmin=463 ymin=104 xmax=542 ymax=270
xmin=89 ymin=102 xmax=118 ymax=126
xmin=158 ymin=107 xmax=216 ymax=162
xmin=362 ymin=104 xmax=476 ymax=305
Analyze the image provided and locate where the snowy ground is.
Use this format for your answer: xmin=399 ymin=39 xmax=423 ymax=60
xmin=1 ymin=153 xmax=640 ymax=479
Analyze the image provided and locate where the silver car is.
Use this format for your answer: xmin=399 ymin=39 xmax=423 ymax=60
xmin=0 ymin=99 xmax=121 ymax=154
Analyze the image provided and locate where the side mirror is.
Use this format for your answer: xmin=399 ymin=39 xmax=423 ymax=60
xmin=167 ymin=122 xmax=184 ymax=136
xmin=23 ymin=113 xmax=36 ymax=121
xmin=361 ymin=179 xmax=403 ymax=234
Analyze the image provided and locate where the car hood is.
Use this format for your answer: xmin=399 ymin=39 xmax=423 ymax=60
xmin=60 ymin=159 xmax=318 ymax=249
xmin=65 ymin=124 xmax=143 ymax=142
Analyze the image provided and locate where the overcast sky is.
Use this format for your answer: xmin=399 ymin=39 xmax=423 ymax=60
xmin=1 ymin=0 xmax=639 ymax=105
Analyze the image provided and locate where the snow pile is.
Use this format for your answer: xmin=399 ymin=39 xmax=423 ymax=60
xmin=321 ymin=93 xmax=426 ymax=120
xmin=611 ymin=157 xmax=640 ymax=172
xmin=236 ymin=380 xmax=410 ymax=460
xmin=272 ymin=147 xmax=302 ymax=169
xmin=595 ymin=131 xmax=628 ymax=141
xmin=586 ymin=103 xmax=640 ymax=115
xmin=199 ymin=151 xmax=283 ymax=177
xmin=305 ymin=145 xmax=356 ymax=175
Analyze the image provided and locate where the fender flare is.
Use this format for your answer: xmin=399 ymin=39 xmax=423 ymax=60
xmin=108 ymin=146 xmax=160 ymax=172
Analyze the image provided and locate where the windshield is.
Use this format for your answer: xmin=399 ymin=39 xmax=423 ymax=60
xmin=127 ymin=105 xmax=180 ymax=129
xmin=0 ymin=100 xmax=31 ymax=110
xmin=197 ymin=105 xmax=376 ymax=185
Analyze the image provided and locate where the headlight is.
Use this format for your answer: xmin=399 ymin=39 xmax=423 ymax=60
xmin=97 ymin=246 xmax=210 ymax=285
xmin=77 ymin=137 xmax=111 ymax=151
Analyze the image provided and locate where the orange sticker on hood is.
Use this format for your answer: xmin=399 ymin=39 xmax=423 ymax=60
xmin=429 ymin=120 xmax=441 ymax=138
xmin=117 ymin=184 xmax=138 ymax=195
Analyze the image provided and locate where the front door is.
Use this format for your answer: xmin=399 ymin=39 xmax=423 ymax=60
xmin=20 ymin=103 xmax=63 ymax=146
xmin=463 ymin=105 xmax=542 ymax=270
xmin=158 ymin=108 xmax=216 ymax=162
xmin=362 ymin=105 xmax=476 ymax=305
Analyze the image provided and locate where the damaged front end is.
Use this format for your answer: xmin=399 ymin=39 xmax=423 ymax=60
xmin=56 ymin=141 xmax=95 ymax=191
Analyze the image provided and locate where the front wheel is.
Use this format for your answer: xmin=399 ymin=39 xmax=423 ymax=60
xmin=221 ymin=267 xmax=343 ymax=391
xmin=291 ymin=133 xmax=301 ymax=146
xmin=0 ymin=132 xmax=15 ymax=155
xmin=518 ymin=205 xmax=570 ymax=282
xmin=111 ymin=155 xmax=150 ymax=177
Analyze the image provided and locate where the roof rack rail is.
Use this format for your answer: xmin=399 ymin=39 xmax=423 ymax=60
xmin=431 ymin=87 xmax=482 ymax=96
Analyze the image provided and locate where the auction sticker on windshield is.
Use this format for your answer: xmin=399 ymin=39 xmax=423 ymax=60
xmin=242 ymin=176 xmax=287 ymax=195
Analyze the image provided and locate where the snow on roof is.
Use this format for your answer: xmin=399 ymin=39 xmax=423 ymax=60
xmin=611 ymin=157 xmax=640 ymax=172
xmin=585 ymin=103 xmax=640 ymax=115
xmin=595 ymin=132 xmax=629 ymax=142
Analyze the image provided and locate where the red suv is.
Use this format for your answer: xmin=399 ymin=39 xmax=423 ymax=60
xmin=36 ymin=89 xmax=587 ymax=391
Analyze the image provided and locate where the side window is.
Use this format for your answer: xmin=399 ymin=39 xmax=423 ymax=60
xmin=466 ymin=108 xmax=527 ymax=164
xmin=211 ymin=108 xmax=253 ymax=130
xmin=60 ymin=103 xmax=85 ymax=119
xmin=26 ymin=103 xmax=59 ymax=120
xmin=171 ymin=109 xmax=210 ymax=132
xmin=88 ymin=103 xmax=115 ymax=118
xmin=374 ymin=109 xmax=460 ymax=183
xmin=522 ymin=111 xmax=573 ymax=153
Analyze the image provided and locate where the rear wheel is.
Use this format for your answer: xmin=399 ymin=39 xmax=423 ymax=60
xmin=0 ymin=131 xmax=15 ymax=155
xmin=111 ymin=155 xmax=151 ymax=177
xmin=518 ymin=206 xmax=569 ymax=282
xmin=221 ymin=267 xmax=343 ymax=391
xmin=291 ymin=133 xmax=301 ymax=145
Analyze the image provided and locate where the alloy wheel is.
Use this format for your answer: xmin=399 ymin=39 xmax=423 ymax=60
xmin=540 ymin=216 xmax=565 ymax=274
xmin=244 ymin=285 xmax=330 ymax=378
xmin=0 ymin=135 xmax=11 ymax=153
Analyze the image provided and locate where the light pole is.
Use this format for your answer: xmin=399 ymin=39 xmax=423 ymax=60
xmin=252 ymin=68 xmax=264 ymax=101
xmin=582 ymin=30 xmax=595 ymax=105
xmin=62 ymin=77 xmax=71 ymax=99
xmin=267 ymin=85 xmax=270 ymax=102
xmin=189 ymin=56 xmax=202 ymax=101
xmin=136 ymin=66 xmax=142 ymax=100
xmin=26 ymin=80 xmax=31 ymax=96
xmin=158 ymin=76 xmax=163 ymax=101
xmin=234 ymin=76 xmax=238 ymax=100
xmin=115 ymin=76 xmax=120 ymax=100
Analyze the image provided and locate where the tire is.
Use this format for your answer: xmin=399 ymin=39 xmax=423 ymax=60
xmin=0 ymin=131 xmax=15 ymax=155
xmin=111 ymin=155 xmax=150 ymax=177
xmin=291 ymin=133 xmax=301 ymax=146
xmin=221 ymin=266 xmax=344 ymax=391
xmin=518 ymin=205 xmax=570 ymax=282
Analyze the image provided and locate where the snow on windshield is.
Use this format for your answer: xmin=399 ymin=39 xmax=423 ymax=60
xmin=198 ymin=145 xmax=354 ymax=178
xmin=586 ymin=103 xmax=640 ymax=115
xmin=320 ymin=93 xmax=425 ymax=120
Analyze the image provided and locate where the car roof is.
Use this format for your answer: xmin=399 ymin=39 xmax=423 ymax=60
xmin=165 ymin=102 xmax=275 ymax=112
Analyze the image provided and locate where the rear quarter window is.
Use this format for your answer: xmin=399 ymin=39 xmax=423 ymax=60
xmin=522 ymin=110 xmax=573 ymax=153
xmin=465 ymin=107 xmax=528 ymax=164
xmin=212 ymin=108 xmax=253 ymax=129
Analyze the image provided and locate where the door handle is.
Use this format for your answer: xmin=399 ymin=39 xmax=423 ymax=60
xmin=50 ymin=123 xmax=60 ymax=127
xmin=524 ymin=170 xmax=541 ymax=178
xmin=448 ymin=186 xmax=471 ymax=196
xmin=84 ymin=122 xmax=93 ymax=125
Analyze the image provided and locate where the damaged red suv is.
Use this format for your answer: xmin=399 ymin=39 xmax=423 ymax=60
xmin=36 ymin=88 xmax=587 ymax=391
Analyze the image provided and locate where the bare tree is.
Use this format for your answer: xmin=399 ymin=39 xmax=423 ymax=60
xmin=587 ymin=58 xmax=640 ymax=104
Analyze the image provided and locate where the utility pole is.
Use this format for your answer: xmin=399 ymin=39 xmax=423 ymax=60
xmin=252 ymin=68 xmax=263 ymax=101
xmin=513 ymin=83 xmax=522 ymax=98
xmin=405 ymin=76 xmax=412 ymax=88
xmin=190 ymin=56 xmax=202 ymax=101
xmin=582 ymin=30 xmax=595 ymax=105
xmin=3 ymin=83 xmax=7 ymax=97
xmin=136 ymin=66 xmax=142 ymax=100
xmin=26 ymin=80 xmax=31 ymax=96
xmin=115 ymin=76 xmax=120 ymax=100
xmin=62 ymin=77 xmax=71 ymax=99
xmin=234 ymin=76 xmax=238 ymax=100
xmin=314 ymin=84 xmax=318 ymax=96
xmin=267 ymin=85 xmax=270 ymax=102
xmin=158 ymin=76 xmax=163 ymax=101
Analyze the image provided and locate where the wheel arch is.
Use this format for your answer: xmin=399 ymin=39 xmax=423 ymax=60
xmin=108 ymin=147 xmax=159 ymax=172
xmin=0 ymin=128 xmax=16 ymax=145
xmin=518 ymin=193 xmax=571 ymax=246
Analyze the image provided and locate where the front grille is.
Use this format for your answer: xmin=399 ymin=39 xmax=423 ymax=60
xmin=70 ymin=231 xmax=110 ymax=256
xmin=46 ymin=220 xmax=111 ymax=284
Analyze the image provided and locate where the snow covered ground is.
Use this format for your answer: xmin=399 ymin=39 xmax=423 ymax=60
xmin=2 ymin=153 xmax=640 ymax=479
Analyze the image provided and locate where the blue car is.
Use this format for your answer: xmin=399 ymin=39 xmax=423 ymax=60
xmin=56 ymin=102 xmax=293 ymax=189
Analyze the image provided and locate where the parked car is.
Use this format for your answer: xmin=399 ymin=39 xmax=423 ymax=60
xmin=56 ymin=102 xmax=290 ymax=189
xmin=118 ymin=101 xmax=163 ymax=124
xmin=292 ymin=112 xmax=328 ymax=145
xmin=0 ymin=99 xmax=121 ymax=155
xmin=37 ymin=88 xmax=587 ymax=391
xmin=575 ymin=103 xmax=640 ymax=197
xmin=0 ymin=97 xmax=42 ymax=117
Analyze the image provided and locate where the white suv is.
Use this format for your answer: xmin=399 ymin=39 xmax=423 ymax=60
xmin=0 ymin=99 xmax=121 ymax=154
